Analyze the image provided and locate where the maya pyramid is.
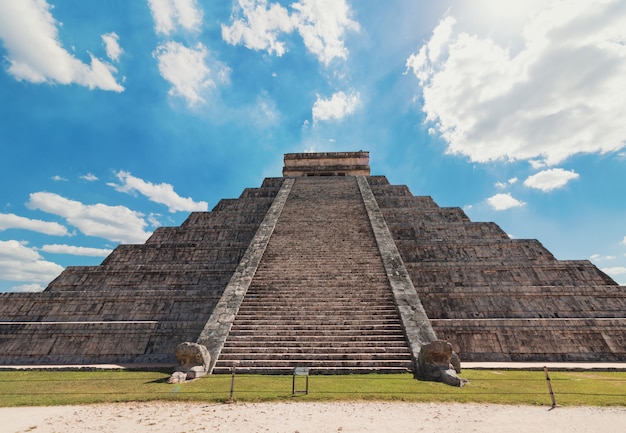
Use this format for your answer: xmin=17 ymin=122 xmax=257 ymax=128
xmin=1 ymin=151 xmax=624 ymax=373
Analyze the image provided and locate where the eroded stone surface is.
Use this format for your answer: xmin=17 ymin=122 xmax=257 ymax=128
xmin=417 ymin=340 xmax=466 ymax=387
xmin=168 ymin=342 xmax=211 ymax=383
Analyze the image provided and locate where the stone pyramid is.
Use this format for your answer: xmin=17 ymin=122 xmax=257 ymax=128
xmin=1 ymin=151 xmax=625 ymax=373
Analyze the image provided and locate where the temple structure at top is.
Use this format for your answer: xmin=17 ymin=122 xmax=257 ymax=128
xmin=283 ymin=151 xmax=371 ymax=176
xmin=0 ymin=151 xmax=624 ymax=376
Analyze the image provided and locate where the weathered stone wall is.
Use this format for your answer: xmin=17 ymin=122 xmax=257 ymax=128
xmin=0 ymin=178 xmax=285 ymax=365
xmin=368 ymin=176 xmax=626 ymax=362
xmin=433 ymin=318 xmax=626 ymax=362
xmin=283 ymin=151 xmax=370 ymax=176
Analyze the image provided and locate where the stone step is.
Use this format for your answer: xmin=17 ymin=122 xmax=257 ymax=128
xmin=228 ymin=328 xmax=405 ymax=336
xmin=223 ymin=335 xmax=409 ymax=343
xmin=233 ymin=315 xmax=399 ymax=322
xmin=213 ymin=359 xmax=412 ymax=371
xmin=236 ymin=304 xmax=396 ymax=312
xmin=241 ymin=294 xmax=394 ymax=300
xmin=247 ymin=279 xmax=391 ymax=286
xmin=227 ymin=329 xmax=405 ymax=338
xmin=211 ymin=365 xmax=411 ymax=375
xmin=243 ymin=288 xmax=393 ymax=293
xmin=238 ymin=301 xmax=395 ymax=306
xmin=221 ymin=339 xmax=410 ymax=348
xmin=217 ymin=352 xmax=412 ymax=361
xmin=220 ymin=346 xmax=411 ymax=354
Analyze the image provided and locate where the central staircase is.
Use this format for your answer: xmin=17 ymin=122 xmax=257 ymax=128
xmin=213 ymin=176 xmax=413 ymax=373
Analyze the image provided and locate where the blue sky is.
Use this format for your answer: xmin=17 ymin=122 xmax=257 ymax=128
xmin=1 ymin=0 xmax=625 ymax=292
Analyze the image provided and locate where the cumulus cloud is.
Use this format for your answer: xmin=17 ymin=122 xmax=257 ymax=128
xmin=495 ymin=177 xmax=518 ymax=189
xmin=222 ymin=0 xmax=359 ymax=65
xmin=524 ymin=168 xmax=579 ymax=191
xmin=108 ymin=170 xmax=208 ymax=213
xmin=291 ymin=0 xmax=360 ymax=65
xmin=154 ymin=41 xmax=229 ymax=106
xmin=602 ymin=266 xmax=626 ymax=276
xmin=81 ymin=173 xmax=99 ymax=181
xmin=406 ymin=0 xmax=626 ymax=166
xmin=11 ymin=283 xmax=45 ymax=293
xmin=26 ymin=192 xmax=151 ymax=244
xmin=590 ymin=254 xmax=616 ymax=261
xmin=148 ymin=0 xmax=203 ymax=35
xmin=148 ymin=213 xmax=163 ymax=228
xmin=487 ymin=193 xmax=525 ymax=211
xmin=102 ymin=32 xmax=123 ymax=62
xmin=312 ymin=90 xmax=360 ymax=123
xmin=41 ymin=244 xmax=112 ymax=257
xmin=0 ymin=240 xmax=63 ymax=285
xmin=147 ymin=1 xmax=227 ymax=107
xmin=0 ymin=0 xmax=124 ymax=91
xmin=0 ymin=212 xmax=68 ymax=236
xmin=222 ymin=0 xmax=296 ymax=56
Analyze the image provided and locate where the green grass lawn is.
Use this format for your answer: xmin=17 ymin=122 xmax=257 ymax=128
xmin=0 ymin=370 xmax=624 ymax=407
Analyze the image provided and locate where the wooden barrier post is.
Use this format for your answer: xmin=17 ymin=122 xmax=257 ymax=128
xmin=228 ymin=361 xmax=240 ymax=403
xmin=544 ymin=366 xmax=557 ymax=410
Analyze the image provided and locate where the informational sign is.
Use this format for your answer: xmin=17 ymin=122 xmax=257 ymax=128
xmin=292 ymin=367 xmax=309 ymax=395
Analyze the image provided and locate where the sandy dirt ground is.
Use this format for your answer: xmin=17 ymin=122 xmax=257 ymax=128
xmin=2 ymin=402 xmax=625 ymax=433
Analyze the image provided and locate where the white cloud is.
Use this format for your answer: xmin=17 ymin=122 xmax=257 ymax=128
xmin=148 ymin=213 xmax=162 ymax=228
xmin=0 ymin=212 xmax=68 ymax=236
xmin=497 ymin=177 xmax=518 ymax=189
xmin=486 ymin=193 xmax=525 ymax=211
xmin=602 ymin=266 xmax=626 ymax=276
xmin=26 ymin=192 xmax=151 ymax=244
xmin=148 ymin=0 xmax=203 ymax=35
xmin=312 ymin=90 xmax=360 ymax=123
xmin=524 ymin=168 xmax=580 ymax=191
xmin=222 ymin=0 xmax=296 ymax=56
xmin=248 ymin=93 xmax=281 ymax=128
xmin=51 ymin=175 xmax=67 ymax=181
xmin=108 ymin=170 xmax=208 ymax=213
xmin=590 ymin=254 xmax=616 ymax=261
xmin=0 ymin=240 xmax=63 ymax=284
xmin=11 ymin=283 xmax=45 ymax=293
xmin=291 ymin=0 xmax=360 ymax=65
xmin=0 ymin=240 xmax=39 ymax=262
xmin=41 ymin=244 xmax=112 ymax=257
xmin=102 ymin=32 xmax=123 ymax=62
xmin=222 ymin=0 xmax=358 ymax=65
xmin=154 ymin=41 xmax=229 ymax=106
xmin=406 ymin=1 xmax=626 ymax=166
xmin=0 ymin=0 xmax=124 ymax=91
xmin=81 ymin=173 xmax=99 ymax=181
xmin=529 ymin=160 xmax=547 ymax=170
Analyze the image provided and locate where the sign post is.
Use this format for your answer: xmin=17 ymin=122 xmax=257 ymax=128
xmin=292 ymin=367 xmax=309 ymax=395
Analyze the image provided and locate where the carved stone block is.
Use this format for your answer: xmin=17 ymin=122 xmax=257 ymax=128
xmin=168 ymin=342 xmax=211 ymax=383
